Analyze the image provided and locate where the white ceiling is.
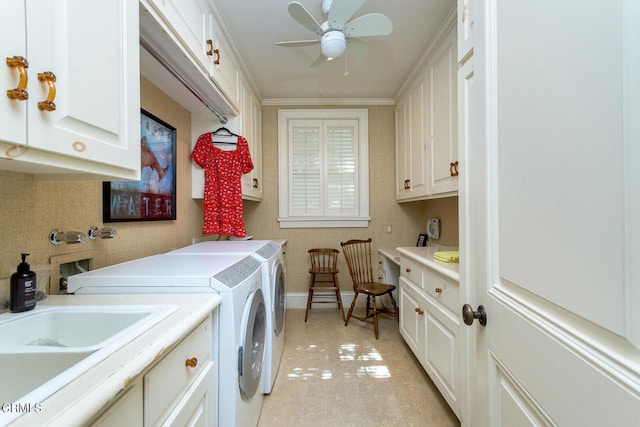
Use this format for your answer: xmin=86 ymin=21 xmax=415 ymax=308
xmin=212 ymin=0 xmax=456 ymax=101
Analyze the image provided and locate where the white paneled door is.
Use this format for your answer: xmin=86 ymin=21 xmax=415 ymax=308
xmin=463 ymin=0 xmax=640 ymax=425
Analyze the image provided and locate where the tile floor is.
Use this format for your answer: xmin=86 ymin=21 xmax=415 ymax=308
xmin=258 ymin=309 xmax=460 ymax=426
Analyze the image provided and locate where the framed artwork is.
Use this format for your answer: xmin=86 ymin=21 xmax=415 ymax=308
xmin=103 ymin=109 xmax=176 ymax=222
xmin=416 ymin=233 xmax=428 ymax=247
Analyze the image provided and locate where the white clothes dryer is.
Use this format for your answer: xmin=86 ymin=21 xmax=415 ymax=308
xmin=168 ymin=240 xmax=286 ymax=394
xmin=67 ymin=253 xmax=265 ymax=427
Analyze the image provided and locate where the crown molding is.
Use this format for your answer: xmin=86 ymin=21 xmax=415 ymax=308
xmin=262 ymin=97 xmax=395 ymax=106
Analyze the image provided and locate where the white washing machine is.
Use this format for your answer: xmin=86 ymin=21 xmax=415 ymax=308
xmin=67 ymin=253 xmax=265 ymax=427
xmin=168 ymin=240 xmax=285 ymax=394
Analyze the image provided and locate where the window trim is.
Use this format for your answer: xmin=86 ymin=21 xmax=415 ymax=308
xmin=277 ymin=109 xmax=370 ymax=228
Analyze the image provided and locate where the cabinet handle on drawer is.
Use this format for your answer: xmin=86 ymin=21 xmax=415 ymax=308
xmin=6 ymin=56 xmax=29 ymax=100
xmin=37 ymin=71 xmax=56 ymax=112
xmin=405 ymin=268 xmax=411 ymax=273
xmin=253 ymin=178 xmax=259 ymax=188
xmin=185 ymin=357 xmax=198 ymax=368
xmin=415 ymin=307 xmax=424 ymax=315
xmin=435 ymin=287 xmax=443 ymax=293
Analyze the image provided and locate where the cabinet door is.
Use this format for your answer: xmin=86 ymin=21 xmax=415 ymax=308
xmin=428 ymin=29 xmax=458 ymax=196
xmin=457 ymin=0 xmax=473 ymax=63
xmin=395 ymin=97 xmax=409 ymax=199
xmin=240 ymin=82 xmax=262 ymax=201
xmin=408 ymin=74 xmax=428 ymax=196
xmin=399 ymin=277 xmax=425 ymax=361
xmin=25 ymin=0 xmax=140 ymax=175
xmin=149 ymin=0 xmax=214 ymax=74
xmin=161 ymin=361 xmax=215 ymax=427
xmin=423 ymin=295 xmax=459 ymax=416
xmin=250 ymin=95 xmax=262 ymax=198
xmin=395 ymin=75 xmax=429 ymax=202
xmin=0 ymin=1 xmax=27 ymax=146
xmin=91 ymin=379 xmax=143 ymax=427
xmin=210 ymin=18 xmax=240 ymax=109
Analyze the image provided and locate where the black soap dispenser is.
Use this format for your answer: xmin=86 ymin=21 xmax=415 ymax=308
xmin=10 ymin=253 xmax=36 ymax=313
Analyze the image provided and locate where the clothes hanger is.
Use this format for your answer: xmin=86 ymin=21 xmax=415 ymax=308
xmin=212 ymin=127 xmax=238 ymax=137
xmin=210 ymin=127 xmax=239 ymax=145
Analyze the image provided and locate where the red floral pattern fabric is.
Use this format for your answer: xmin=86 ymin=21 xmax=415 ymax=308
xmin=192 ymin=133 xmax=253 ymax=237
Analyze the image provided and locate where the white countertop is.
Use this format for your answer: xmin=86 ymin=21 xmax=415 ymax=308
xmin=396 ymin=246 xmax=460 ymax=282
xmin=8 ymin=293 xmax=221 ymax=426
xmin=378 ymin=248 xmax=402 ymax=266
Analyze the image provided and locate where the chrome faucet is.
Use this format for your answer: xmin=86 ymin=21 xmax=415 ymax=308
xmin=49 ymin=229 xmax=86 ymax=245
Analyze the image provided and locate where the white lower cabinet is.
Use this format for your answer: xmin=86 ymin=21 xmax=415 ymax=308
xmin=145 ymin=316 xmax=215 ymax=426
xmin=399 ymin=257 xmax=460 ymax=418
xmin=91 ymin=315 xmax=215 ymax=427
xmin=91 ymin=379 xmax=143 ymax=426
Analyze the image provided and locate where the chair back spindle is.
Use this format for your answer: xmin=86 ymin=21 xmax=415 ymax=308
xmin=341 ymin=238 xmax=375 ymax=288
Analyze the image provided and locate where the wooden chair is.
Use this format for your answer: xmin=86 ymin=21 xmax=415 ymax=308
xmin=340 ymin=238 xmax=398 ymax=339
xmin=305 ymin=248 xmax=346 ymax=322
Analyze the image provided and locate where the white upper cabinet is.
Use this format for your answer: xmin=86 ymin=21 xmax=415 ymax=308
xmin=210 ymin=17 xmax=240 ymax=109
xmin=395 ymin=20 xmax=457 ymax=202
xmin=148 ymin=0 xmax=215 ymax=74
xmin=143 ymin=0 xmax=240 ymax=112
xmin=396 ymin=71 xmax=429 ymax=201
xmin=428 ymin=29 xmax=458 ymax=196
xmin=240 ymin=77 xmax=262 ymax=201
xmin=457 ymin=0 xmax=473 ymax=63
xmin=0 ymin=0 xmax=141 ymax=180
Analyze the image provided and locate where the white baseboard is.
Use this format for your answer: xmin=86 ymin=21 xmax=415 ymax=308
xmin=286 ymin=291 xmax=397 ymax=310
xmin=286 ymin=291 xmax=359 ymax=309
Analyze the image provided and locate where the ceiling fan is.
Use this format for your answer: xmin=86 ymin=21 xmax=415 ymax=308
xmin=276 ymin=0 xmax=393 ymax=66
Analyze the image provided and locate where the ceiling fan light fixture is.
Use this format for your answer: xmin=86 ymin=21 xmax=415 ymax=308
xmin=321 ymin=30 xmax=346 ymax=59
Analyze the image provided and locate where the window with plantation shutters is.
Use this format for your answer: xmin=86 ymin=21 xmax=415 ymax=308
xmin=278 ymin=109 xmax=370 ymax=228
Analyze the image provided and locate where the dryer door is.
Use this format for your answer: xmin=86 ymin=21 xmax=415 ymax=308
xmin=238 ymin=288 xmax=266 ymax=399
xmin=273 ymin=261 xmax=286 ymax=336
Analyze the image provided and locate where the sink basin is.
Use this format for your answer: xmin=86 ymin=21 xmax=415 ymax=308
xmin=0 ymin=305 xmax=176 ymax=351
xmin=0 ymin=304 xmax=177 ymax=421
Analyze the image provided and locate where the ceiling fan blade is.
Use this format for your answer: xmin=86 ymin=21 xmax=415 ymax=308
xmin=327 ymin=0 xmax=366 ymax=29
xmin=344 ymin=13 xmax=393 ymax=38
xmin=309 ymin=53 xmax=328 ymax=67
xmin=276 ymin=40 xmax=320 ymax=47
xmin=346 ymin=38 xmax=368 ymax=63
xmin=288 ymin=2 xmax=323 ymax=35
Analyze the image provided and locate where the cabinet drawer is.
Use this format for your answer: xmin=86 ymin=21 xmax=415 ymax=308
xmin=400 ymin=258 xmax=422 ymax=287
xmin=423 ymin=269 xmax=459 ymax=314
xmin=161 ymin=361 xmax=215 ymax=427
xmin=144 ymin=316 xmax=212 ymax=426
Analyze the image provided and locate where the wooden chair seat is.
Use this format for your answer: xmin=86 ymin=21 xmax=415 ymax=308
xmin=354 ymin=282 xmax=396 ymax=295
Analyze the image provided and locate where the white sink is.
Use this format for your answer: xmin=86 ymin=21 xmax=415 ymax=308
xmin=0 ymin=304 xmax=178 ymax=420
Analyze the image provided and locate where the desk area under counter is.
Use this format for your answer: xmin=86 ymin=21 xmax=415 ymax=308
xmin=395 ymin=246 xmax=461 ymax=420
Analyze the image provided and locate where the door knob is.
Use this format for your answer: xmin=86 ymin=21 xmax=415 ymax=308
xmin=462 ymin=304 xmax=487 ymax=326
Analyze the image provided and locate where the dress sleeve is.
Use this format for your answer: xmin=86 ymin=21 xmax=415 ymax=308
xmin=240 ymin=136 xmax=254 ymax=174
xmin=191 ymin=133 xmax=210 ymax=168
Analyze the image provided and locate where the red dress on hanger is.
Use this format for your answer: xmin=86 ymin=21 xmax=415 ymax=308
xmin=191 ymin=133 xmax=253 ymax=237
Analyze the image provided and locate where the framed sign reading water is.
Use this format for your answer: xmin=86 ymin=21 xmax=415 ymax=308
xmin=103 ymin=109 xmax=177 ymax=222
